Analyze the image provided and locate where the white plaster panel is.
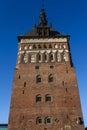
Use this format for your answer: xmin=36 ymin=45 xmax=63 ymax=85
xmin=58 ymin=50 xmax=64 ymax=53
xmin=20 ymin=38 xmax=67 ymax=43
xmin=52 ymin=50 xmax=57 ymax=53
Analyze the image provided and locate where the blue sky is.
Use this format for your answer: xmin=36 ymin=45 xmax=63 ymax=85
xmin=0 ymin=0 xmax=87 ymax=127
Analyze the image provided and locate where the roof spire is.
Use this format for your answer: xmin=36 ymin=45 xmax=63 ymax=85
xmin=39 ymin=1 xmax=47 ymax=27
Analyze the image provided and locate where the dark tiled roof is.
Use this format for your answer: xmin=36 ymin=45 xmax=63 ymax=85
xmin=18 ymin=8 xmax=70 ymax=40
xmin=20 ymin=27 xmax=64 ymax=37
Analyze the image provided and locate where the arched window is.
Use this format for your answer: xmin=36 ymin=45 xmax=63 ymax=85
xmin=50 ymin=53 xmax=53 ymax=61
xmin=43 ymin=44 xmax=47 ymax=48
xmin=36 ymin=94 xmax=42 ymax=103
xmin=38 ymin=44 xmax=41 ymax=49
xmin=36 ymin=75 xmax=41 ymax=83
xmin=38 ymin=53 xmax=41 ymax=61
xmin=36 ymin=117 xmax=42 ymax=124
xmin=33 ymin=44 xmax=36 ymax=49
xmin=48 ymin=74 xmax=54 ymax=82
xmin=44 ymin=53 xmax=47 ymax=61
xmin=49 ymin=44 xmax=52 ymax=48
xmin=45 ymin=117 xmax=51 ymax=124
xmin=45 ymin=94 xmax=52 ymax=102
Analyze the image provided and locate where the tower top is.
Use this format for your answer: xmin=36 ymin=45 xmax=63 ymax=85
xmin=18 ymin=5 xmax=70 ymax=39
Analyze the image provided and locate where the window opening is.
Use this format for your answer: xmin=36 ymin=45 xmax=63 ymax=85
xmin=50 ymin=53 xmax=53 ymax=61
xmin=18 ymin=75 xmax=21 ymax=79
xmin=38 ymin=44 xmax=41 ymax=49
xmin=24 ymin=82 xmax=26 ymax=87
xmin=45 ymin=117 xmax=51 ymax=124
xmin=36 ymin=117 xmax=42 ymax=124
xmin=45 ymin=95 xmax=51 ymax=102
xmin=33 ymin=44 xmax=36 ymax=49
xmin=36 ymin=75 xmax=41 ymax=83
xmin=50 ymin=65 xmax=54 ymax=69
xmin=36 ymin=95 xmax=42 ymax=103
xmin=48 ymin=74 xmax=54 ymax=82
xmin=38 ymin=54 xmax=41 ymax=61
xmin=76 ymin=117 xmax=84 ymax=125
xmin=49 ymin=44 xmax=52 ymax=48
xmin=44 ymin=44 xmax=47 ymax=48
xmin=44 ymin=53 xmax=47 ymax=61
xmin=66 ymin=88 xmax=67 ymax=92
xmin=35 ymin=66 xmax=39 ymax=70
xmin=62 ymin=81 xmax=64 ymax=86
xmin=23 ymin=90 xmax=24 ymax=94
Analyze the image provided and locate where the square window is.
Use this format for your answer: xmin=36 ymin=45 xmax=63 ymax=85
xmin=46 ymin=97 xmax=51 ymax=102
xmin=49 ymin=77 xmax=53 ymax=82
xmin=35 ymin=66 xmax=39 ymax=69
xmin=38 ymin=119 xmax=42 ymax=124
xmin=37 ymin=78 xmax=41 ymax=83
xmin=47 ymin=118 xmax=51 ymax=123
xmin=36 ymin=96 xmax=42 ymax=102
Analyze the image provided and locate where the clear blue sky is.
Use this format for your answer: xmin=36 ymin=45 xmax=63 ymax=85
xmin=0 ymin=0 xmax=87 ymax=127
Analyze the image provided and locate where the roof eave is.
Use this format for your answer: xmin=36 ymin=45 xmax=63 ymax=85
xmin=18 ymin=35 xmax=70 ymax=42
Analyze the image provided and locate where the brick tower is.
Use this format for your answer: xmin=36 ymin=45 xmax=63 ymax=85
xmin=8 ymin=8 xmax=85 ymax=130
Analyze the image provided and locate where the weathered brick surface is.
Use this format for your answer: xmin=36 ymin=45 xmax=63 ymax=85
xmin=8 ymin=61 xmax=85 ymax=130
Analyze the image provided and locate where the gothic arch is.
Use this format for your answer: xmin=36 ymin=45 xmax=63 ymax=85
xmin=44 ymin=52 xmax=48 ymax=61
xmin=36 ymin=75 xmax=42 ymax=83
xmin=48 ymin=74 xmax=54 ymax=82
xmin=49 ymin=52 xmax=54 ymax=61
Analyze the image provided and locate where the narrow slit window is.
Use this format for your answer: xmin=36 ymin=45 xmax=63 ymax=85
xmin=24 ymin=82 xmax=26 ymax=87
xmin=23 ymin=90 xmax=25 ymax=94
xmin=44 ymin=53 xmax=47 ymax=61
xmin=18 ymin=75 xmax=21 ymax=79
xmin=50 ymin=53 xmax=53 ymax=61
xmin=38 ymin=54 xmax=41 ymax=61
